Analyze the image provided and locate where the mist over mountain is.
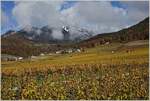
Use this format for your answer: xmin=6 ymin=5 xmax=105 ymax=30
xmin=2 ymin=25 xmax=94 ymax=43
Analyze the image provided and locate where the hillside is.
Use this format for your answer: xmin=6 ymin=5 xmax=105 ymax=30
xmin=79 ymin=17 xmax=149 ymax=48
xmin=1 ymin=33 xmax=67 ymax=57
xmin=1 ymin=33 xmax=39 ymax=57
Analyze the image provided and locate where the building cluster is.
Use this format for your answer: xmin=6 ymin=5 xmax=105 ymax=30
xmin=1 ymin=48 xmax=84 ymax=61
xmin=55 ymin=48 xmax=82 ymax=54
xmin=1 ymin=54 xmax=23 ymax=61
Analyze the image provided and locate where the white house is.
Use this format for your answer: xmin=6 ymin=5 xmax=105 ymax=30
xmin=112 ymin=51 xmax=114 ymax=54
xmin=40 ymin=53 xmax=45 ymax=56
xmin=31 ymin=56 xmax=37 ymax=59
xmin=105 ymin=42 xmax=110 ymax=45
xmin=76 ymin=49 xmax=81 ymax=52
xmin=67 ymin=49 xmax=73 ymax=53
xmin=56 ymin=50 xmax=62 ymax=54
xmin=18 ymin=57 xmax=23 ymax=60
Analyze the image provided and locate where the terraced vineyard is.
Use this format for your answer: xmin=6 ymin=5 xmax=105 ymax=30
xmin=1 ymin=40 xmax=149 ymax=100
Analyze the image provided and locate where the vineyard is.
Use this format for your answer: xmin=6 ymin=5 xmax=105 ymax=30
xmin=1 ymin=40 xmax=149 ymax=100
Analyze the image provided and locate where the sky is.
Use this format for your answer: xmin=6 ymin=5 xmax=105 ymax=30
xmin=1 ymin=0 xmax=149 ymax=35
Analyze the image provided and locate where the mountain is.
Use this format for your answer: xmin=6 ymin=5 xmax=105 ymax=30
xmin=1 ymin=17 xmax=149 ymax=57
xmin=1 ymin=25 xmax=94 ymax=57
xmin=2 ymin=25 xmax=93 ymax=44
xmin=79 ymin=17 xmax=149 ymax=48
xmin=15 ymin=26 xmax=56 ymax=43
xmin=1 ymin=24 xmax=95 ymax=57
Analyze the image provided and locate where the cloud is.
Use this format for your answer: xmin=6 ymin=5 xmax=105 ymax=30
xmin=68 ymin=1 xmax=128 ymax=33
xmin=60 ymin=1 xmax=129 ymax=34
xmin=63 ymin=1 xmax=149 ymax=34
xmin=52 ymin=29 xmax=63 ymax=40
xmin=13 ymin=1 xmax=64 ymax=28
xmin=12 ymin=1 xmax=149 ymax=38
xmin=119 ymin=1 xmax=149 ymax=23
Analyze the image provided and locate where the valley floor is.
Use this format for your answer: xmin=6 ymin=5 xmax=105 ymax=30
xmin=1 ymin=40 xmax=149 ymax=100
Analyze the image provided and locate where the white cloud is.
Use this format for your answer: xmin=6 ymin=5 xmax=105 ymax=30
xmin=52 ymin=29 xmax=63 ymax=40
xmin=61 ymin=1 xmax=128 ymax=34
xmin=12 ymin=1 xmax=149 ymax=37
xmin=61 ymin=1 xmax=148 ymax=34
xmin=13 ymin=1 xmax=64 ymax=28
xmin=119 ymin=1 xmax=149 ymax=24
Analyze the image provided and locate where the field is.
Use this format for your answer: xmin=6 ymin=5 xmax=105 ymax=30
xmin=1 ymin=40 xmax=149 ymax=100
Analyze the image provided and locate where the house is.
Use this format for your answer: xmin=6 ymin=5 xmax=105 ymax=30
xmin=55 ymin=48 xmax=82 ymax=54
xmin=48 ymin=53 xmax=53 ymax=55
xmin=76 ymin=49 xmax=81 ymax=52
xmin=31 ymin=55 xmax=37 ymax=59
xmin=40 ymin=53 xmax=45 ymax=56
xmin=66 ymin=49 xmax=73 ymax=53
xmin=105 ymin=42 xmax=110 ymax=45
xmin=18 ymin=57 xmax=23 ymax=60
xmin=56 ymin=50 xmax=62 ymax=54
xmin=72 ymin=48 xmax=82 ymax=53
xmin=111 ymin=51 xmax=114 ymax=54
xmin=1 ymin=54 xmax=18 ymax=61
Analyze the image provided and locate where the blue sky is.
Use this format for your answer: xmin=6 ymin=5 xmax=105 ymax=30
xmin=60 ymin=1 xmax=77 ymax=10
xmin=1 ymin=1 xmax=17 ymax=33
xmin=1 ymin=1 xmax=149 ymax=34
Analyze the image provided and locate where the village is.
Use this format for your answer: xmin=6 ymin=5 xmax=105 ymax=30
xmin=1 ymin=41 xmax=112 ymax=62
xmin=1 ymin=41 xmax=117 ymax=62
xmin=2 ymin=40 xmax=137 ymax=62
xmin=1 ymin=48 xmax=84 ymax=61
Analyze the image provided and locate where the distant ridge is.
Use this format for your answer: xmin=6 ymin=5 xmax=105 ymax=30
xmin=79 ymin=17 xmax=149 ymax=48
